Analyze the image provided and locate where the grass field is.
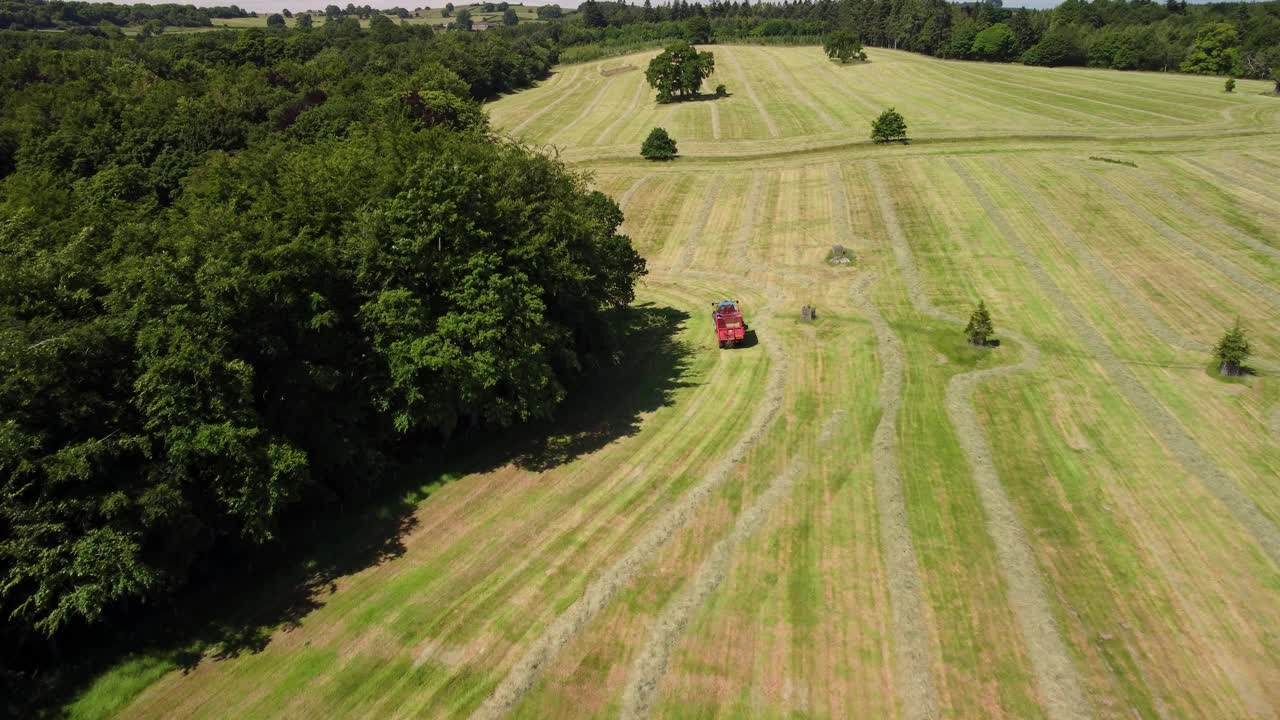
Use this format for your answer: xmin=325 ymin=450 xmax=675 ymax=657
xmin=71 ymin=46 xmax=1280 ymax=720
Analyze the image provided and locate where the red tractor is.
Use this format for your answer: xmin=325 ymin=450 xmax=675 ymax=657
xmin=712 ymin=300 xmax=748 ymax=349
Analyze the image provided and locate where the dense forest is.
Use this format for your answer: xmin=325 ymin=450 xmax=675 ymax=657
xmin=562 ymin=0 xmax=1280 ymax=77
xmin=0 ymin=16 xmax=645 ymax=707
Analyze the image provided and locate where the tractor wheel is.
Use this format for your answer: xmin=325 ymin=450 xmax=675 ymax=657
xmin=718 ymin=340 xmax=725 ymax=349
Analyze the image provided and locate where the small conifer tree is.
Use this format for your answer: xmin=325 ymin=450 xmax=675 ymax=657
xmin=1224 ymin=77 xmax=1235 ymax=93
xmin=965 ymin=300 xmax=994 ymax=346
xmin=1214 ymin=319 xmax=1250 ymax=376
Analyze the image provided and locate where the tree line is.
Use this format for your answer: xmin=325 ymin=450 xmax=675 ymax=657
xmin=0 ymin=17 xmax=645 ymax=703
xmin=0 ymin=1 xmax=250 ymax=31
xmin=561 ymin=0 xmax=1280 ymax=80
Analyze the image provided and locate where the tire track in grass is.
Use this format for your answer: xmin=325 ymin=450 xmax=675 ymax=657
xmin=675 ymin=180 xmax=721 ymax=270
xmin=619 ymin=410 xmax=843 ymax=720
xmin=1178 ymin=157 xmax=1280 ymax=208
xmin=951 ymin=159 xmax=1280 ymax=572
xmin=1090 ymin=173 xmax=1280 ymax=312
xmin=828 ymin=163 xmax=874 ymax=253
xmin=709 ymin=102 xmax=721 ymax=140
xmin=551 ymin=72 xmax=615 ymax=146
xmin=1151 ymin=169 xmax=1280 ymax=261
xmin=721 ymin=46 xmax=781 ymax=139
xmin=732 ymin=172 xmax=766 ymax=266
xmin=944 ymin=62 xmax=1190 ymax=125
xmin=1003 ymin=164 xmax=1280 ymax=375
xmin=1271 ymin=406 xmax=1280 ymax=442
xmin=849 ymin=272 xmax=943 ymax=720
xmin=868 ymin=161 xmax=1092 ymax=720
xmin=617 ymin=175 xmax=651 ymax=209
xmin=508 ymin=64 xmax=590 ymax=138
xmin=594 ymin=72 xmax=650 ymax=146
xmin=467 ymin=295 xmax=788 ymax=720
xmin=925 ymin=62 xmax=1123 ymax=128
xmin=760 ymin=47 xmax=839 ymax=133
xmin=1005 ymin=164 xmax=1210 ymax=356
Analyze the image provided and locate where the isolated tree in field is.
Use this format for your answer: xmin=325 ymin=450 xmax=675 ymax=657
xmin=1225 ymin=77 xmax=1236 ymax=92
xmin=871 ymin=108 xmax=908 ymax=143
xmin=1214 ymin=319 xmax=1251 ymax=375
xmin=325 ymin=3 xmax=341 ymax=17
xmin=646 ymin=41 xmax=715 ymax=103
xmin=824 ymin=31 xmax=866 ymax=63
xmin=453 ymin=8 xmax=471 ymax=30
xmin=296 ymin=12 xmax=313 ymax=28
xmin=443 ymin=2 xmax=453 ymax=16
xmin=641 ymin=127 xmax=678 ymax=160
xmin=282 ymin=7 xmax=293 ymax=17
xmin=503 ymin=7 xmax=518 ymax=25
xmin=965 ymin=300 xmax=994 ymax=346
xmin=715 ymin=83 xmax=727 ymax=96
xmin=267 ymin=13 xmax=286 ymax=27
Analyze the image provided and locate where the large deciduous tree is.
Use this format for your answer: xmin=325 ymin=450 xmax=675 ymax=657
xmin=645 ymin=41 xmax=715 ymax=103
xmin=1181 ymin=22 xmax=1241 ymax=75
xmin=641 ymin=127 xmax=677 ymax=160
xmin=824 ymin=30 xmax=866 ymax=63
xmin=970 ymin=22 xmax=1016 ymax=61
xmin=871 ymin=107 xmax=908 ymax=143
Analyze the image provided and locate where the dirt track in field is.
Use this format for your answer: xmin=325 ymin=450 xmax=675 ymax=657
xmin=676 ymin=181 xmax=721 ymax=269
xmin=951 ymin=159 xmax=1280 ymax=572
xmin=872 ymin=161 xmax=1092 ymax=720
xmin=721 ymin=47 xmax=780 ymax=139
xmin=618 ymin=410 xmax=844 ymax=720
xmin=1091 ymin=173 xmax=1280 ymax=311
xmin=1005 ymin=163 xmax=1280 ymax=375
xmin=467 ymin=297 xmax=788 ymax=720
xmin=761 ymin=47 xmax=838 ymax=133
xmin=850 ymin=273 xmax=943 ymax=720
xmin=595 ymin=75 xmax=650 ymax=146
xmin=508 ymin=64 xmax=585 ymax=136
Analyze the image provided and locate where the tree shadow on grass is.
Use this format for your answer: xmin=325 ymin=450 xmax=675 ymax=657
xmin=24 ymin=303 xmax=693 ymax=720
xmin=510 ymin=302 xmax=695 ymax=471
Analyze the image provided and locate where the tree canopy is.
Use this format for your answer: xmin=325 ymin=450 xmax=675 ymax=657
xmin=645 ymin=40 xmax=715 ymax=103
xmin=871 ymin=107 xmax=908 ymax=143
xmin=0 ymin=17 xmax=645 ymax=695
xmin=1181 ymin=22 xmax=1241 ymax=74
xmin=641 ymin=127 xmax=678 ymax=160
xmin=971 ymin=22 xmax=1016 ymax=61
xmin=824 ymin=30 xmax=866 ymax=63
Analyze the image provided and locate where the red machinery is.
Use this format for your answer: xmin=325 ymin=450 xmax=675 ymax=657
xmin=712 ymin=300 xmax=747 ymax=349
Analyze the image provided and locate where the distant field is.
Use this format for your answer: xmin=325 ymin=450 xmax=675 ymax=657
xmin=77 ymin=46 xmax=1280 ymax=720
xmin=116 ymin=3 xmax=544 ymax=34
